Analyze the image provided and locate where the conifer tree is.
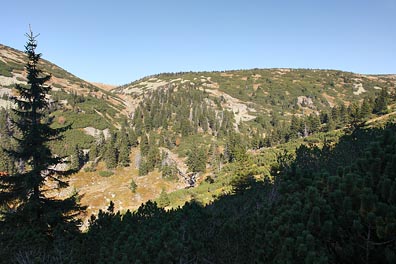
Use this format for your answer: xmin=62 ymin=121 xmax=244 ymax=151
xmin=138 ymin=158 xmax=148 ymax=176
xmin=374 ymin=87 xmax=389 ymax=114
xmin=71 ymin=144 xmax=83 ymax=170
xmin=157 ymin=189 xmax=170 ymax=207
xmin=116 ymin=126 xmax=130 ymax=167
xmin=104 ymin=134 xmax=117 ymax=169
xmin=0 ymin=29 xmax=83 ymax=237
xmin=290 ymin=115 xmax=300 ymax=139
xmin=140 ymin=133 xmax=149 ymax=156
xmin=359 ymin=97 xmax=372 ymax=119
xmin=0 ymin=110 xmax=15 ymax=173
xmin=186 ymin=145 xmax=207 ymax=173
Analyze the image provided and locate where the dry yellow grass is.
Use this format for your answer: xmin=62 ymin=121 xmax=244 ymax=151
xmin=65 ymin=149 xmax=186 ymax=221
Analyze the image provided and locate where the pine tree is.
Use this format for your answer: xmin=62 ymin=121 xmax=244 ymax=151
xmin=374 ymin=87 xmax=389 ymax=114
xmin=157 ymin=189 xmax=170 ymax=208
xmin=290 ymin=115 xmax=300 ymax=139
xmin=0 ymin=29 xmax=83 ymax=238
xmin=140 ymin=133 xmax=149 ymax=156
xmin=186 ymin=145 xmax=207 ymax=173
xmin=146 ymin=146 xmax=160 ymax=172
xmin=71 ymin=144 xmax=83 ymax=171
xmin=104 ymin=135 xmax=117 ymax=169
xmin=89 ymin=143 xmax=98 ymax=161
xmin=116 ymin=126 xmax=130 ymax=167
xmin=359 ymin=98 xmax=372 ymax=119
xmin=0 ymin=109 xmax=15 ymax=173
xmin=130 ymin=179 xmax=137 ymax=193
xmin=308 ymin=114 xmax=320 ymax=134
xmin=138 ymin=158 xmax=148 ymax=176
xmin=127 ymin=127 xmax=138 ymax=147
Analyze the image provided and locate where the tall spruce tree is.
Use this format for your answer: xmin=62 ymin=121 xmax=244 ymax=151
xmin=0 ymin=29 xmax=83 ymax=236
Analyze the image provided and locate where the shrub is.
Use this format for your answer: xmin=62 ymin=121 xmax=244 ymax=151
xmin=130 ymin=179 xmax=137 ymax=193
xmin=98 ymin=170 xmax=114 ymax=177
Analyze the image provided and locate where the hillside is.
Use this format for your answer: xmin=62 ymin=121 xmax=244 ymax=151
xmin=0 ymin=44 xmax=128 ymax=157
xmin=1 ymin=40 xmax=396 ymax=263
xmin=1 ymin=42 xmax=396 ymax=219
xmin=0 ymin=43 xmax=126 ymax=116
xmin=116 ymin=69 xmax=395 ymax=118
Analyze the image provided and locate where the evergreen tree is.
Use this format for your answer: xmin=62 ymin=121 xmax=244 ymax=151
xmin=359 ymin=97 xmax=372 ymax=119
xmin=224 ymin=132 xmax=247 ymax=162
xmin=161 ymin=163 xmax=178 ymax=180
xmin=138 ymin=158 xmax=148 ymax=176
xmin=186 ymin=145 xmax=207 ymax=173
xmin=147 ymin=146 xmax=160 ymax=171
xmin=71 ymin=144 xmax=83 ymax=171
xmin=116 ymin=126 xmax=130 ymax=167
xmin=89 ymin=143 xmax=98 ymax=161
xmin=130 ymin=179 xmax=137 ymax=193
xmin=0 ymin=30 xmax=83 ymax=246
xmin=0 ymin=109 xmax=16 ymax=173
xmin=157 ymin=189 xmax=170 ymax=208
xmin=374 ymin=87 xmax=389 ymax=114
xmin=289 ymin=115 xmax=300 ymax=139
xmin=307 ymin=113 xmax=321 ymax=134
xmin=325 ymin=113 xmax=336 ymax=132
xmin=103 ymin=132 xmax=117 ymax=169
xmin=140 ymin=133 xmax=149 ymax=156
xmin=127 ymin=127 xmax=138 ymax=147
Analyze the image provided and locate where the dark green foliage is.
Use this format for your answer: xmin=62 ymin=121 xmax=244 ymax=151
xmin=157 ymin=189 xmax=170 ymax=207
xmin=0 ymin=109 xmax=16 ymax=173
xmin=103 ymin=132 xmax=118 ymax=169
xmin=139 ymin=133 xmax=149 ymax=156
xmin=260 ymin=125 xmax=396 ymax=263
xmin=138 ymin=158 xmax=149 ymax=176
xmin=224 ymin=132 xmax=247 ymax=162
xmin=67 ymin=124 xmax=396 ymax=263
xmin=0 ymin=30 xmax=83 ymax=261
xmin=146 ymin=141 xmax=160 ymax=171
xmin=186 ymin=145 xmax=207 ymax=173
xmin=161 ymin=163 xmax=178 ymax=180
xmin=0 ymin=60 xmax=13 ymax=77
xmin=131 ymin=85 xmax=234 ymax=142
xmin=116 ymin=126 xmax=131 ymax=167
xmin=130 ymin=179 xmax=137 ymax=193
xmin=71 ymin=144 xmax=83 ymax=171
xmin=373 ymin=87 xmax=389 ymax=114
xmin=98 ymin=170 xmax=114 ymax=177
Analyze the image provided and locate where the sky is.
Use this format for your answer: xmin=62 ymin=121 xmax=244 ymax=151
xmin=1 ymin=0 xmax=395 ymax=85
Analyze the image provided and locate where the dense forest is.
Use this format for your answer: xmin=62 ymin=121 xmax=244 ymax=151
xmin=0 ymin=32 xmax=396 ymax=263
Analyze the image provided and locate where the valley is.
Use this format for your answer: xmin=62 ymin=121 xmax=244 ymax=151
xmin=1 ymin=43 xmax=395 ymax=217
xmin=1 ymin=41 xmax=396 ymax=263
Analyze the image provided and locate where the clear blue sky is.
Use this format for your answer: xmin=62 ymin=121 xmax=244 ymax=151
xmin=1 ymin=0 xmax=395 ymax=85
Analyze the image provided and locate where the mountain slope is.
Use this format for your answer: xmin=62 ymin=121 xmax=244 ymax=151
xmin=2 ymin=42 xmax=396 ymax=218
xmin=0 ymin=44 xmax=129 ymax=154
xmin=115 ymin=69 xmax=395 ymax=119
xmin=0 ymin=43 xmax=126 ymax=116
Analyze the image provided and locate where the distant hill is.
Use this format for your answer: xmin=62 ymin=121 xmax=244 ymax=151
xmin=0 ymin=43 xmax=126 ymax=115
xmin=116 ymin=68 xmax=395 ymax=120
xmin=0 ymin=43 xmax=128 ymax=149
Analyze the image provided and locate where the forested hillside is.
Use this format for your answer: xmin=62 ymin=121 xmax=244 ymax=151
xmin=0 ymin=39 xmax=396 ymax=263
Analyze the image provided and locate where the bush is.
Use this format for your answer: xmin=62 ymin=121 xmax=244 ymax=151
xmin=98 ymin=170 xmax=114 ymax=177
xmin=130 ymin=179 xmax=137 ymax=193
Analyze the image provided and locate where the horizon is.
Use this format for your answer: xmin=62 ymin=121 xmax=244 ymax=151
xmin=1 ymin=0 xmax=395 ymax=85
